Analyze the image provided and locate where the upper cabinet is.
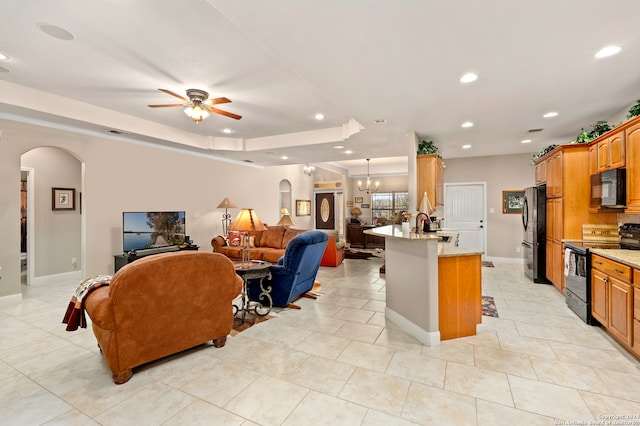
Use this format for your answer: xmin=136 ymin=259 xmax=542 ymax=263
xmin=597 ymin=130 xmax=625 ymax=172
xmin=546 ymin=150 xmax=563 ymax=198
xmin=626 ymin=120 xmax=640 ymax=212
xmin=535 ymin=160 xmax=547 ymax=185
xmin=416 ymin=154 xmax=444 ymax=209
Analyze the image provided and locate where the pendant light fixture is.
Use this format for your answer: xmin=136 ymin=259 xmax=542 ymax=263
xmin=358 ymin=158 xmax=379 ymax=193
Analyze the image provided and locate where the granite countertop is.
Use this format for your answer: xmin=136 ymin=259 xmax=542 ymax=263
xmin=589 ymin=249 xmax=640 ymax=269
xmin=364 ymin=225 xmax=483 ymax=257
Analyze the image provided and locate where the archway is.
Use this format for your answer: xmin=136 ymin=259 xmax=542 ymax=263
xmin=279 ymin=179 xmax=292 ymax=217
xmin=20 ymin=147 xmax=83 ymax=285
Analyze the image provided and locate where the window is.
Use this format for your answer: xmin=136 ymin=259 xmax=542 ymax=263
xmin=372 ymin=192 xmax=408 ymax=219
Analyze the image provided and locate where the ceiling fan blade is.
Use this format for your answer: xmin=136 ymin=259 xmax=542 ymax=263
xmin=148 ymin=103 xmax=185 ymax=108
xmin=204 ymin=97 xmax=231 ymax=106
xmin=158 ymin=89 xmax=188 ymax=102
xmin=207 ymin=106 xmax=242 ymax=120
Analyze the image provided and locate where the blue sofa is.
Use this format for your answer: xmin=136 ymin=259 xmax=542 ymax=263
xmin=249 ymin=230 xmax=328 ymax=308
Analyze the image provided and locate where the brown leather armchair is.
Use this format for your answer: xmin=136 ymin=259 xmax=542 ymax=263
xmin=85 ymin=251 xmax=242 ymax=384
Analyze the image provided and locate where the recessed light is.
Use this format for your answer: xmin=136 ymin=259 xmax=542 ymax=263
xmin=281 ymin=155 xmax=288 ymax=160
xmin=521 ymin=139 xmax=532 ymax=144
xmin=334 ymin=145 xmax=344 ymax=149
xmin=314 ymin=113 xmax=325 ymax=120
xmin=462 ymin=121 xmax=474 ymax=128
xmin=460 ymin=73 xmax=478 ymax=83
xmin=37 ymin=23 xmax=75 ymax=41
xmin=462 ymin=144 xmax=472 ymax=149
xmin=595 ymin=46 xmax=621 ymax=58
xmin=373 ymin=119 xmax=387 ymax=124
xmin=223 ymin=128 xmax=232 ymax=134
xmin=543 ymin=112 xmax=558 ymax=118
xmin=345 ymin=150 xmax=353 ymax=154
xmin=0 ymin=52 xmax=9 ymax=60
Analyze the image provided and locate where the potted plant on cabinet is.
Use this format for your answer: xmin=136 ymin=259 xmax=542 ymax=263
xmin=417 ymin=140 xmax=441 ymax=158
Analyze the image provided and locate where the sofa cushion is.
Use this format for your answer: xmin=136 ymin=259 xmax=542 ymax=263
xmin=282 ymin=228 xmax=306 ymax=248
xmin=260 ymin=226 xmax=286 ymax=248
xmin=248 ymin=230 xmax=263 ymax=247
xmin=261 ymin=248 xmax=285 ymax=263
xmin=241 ymin=235 xmax=256 ymax=248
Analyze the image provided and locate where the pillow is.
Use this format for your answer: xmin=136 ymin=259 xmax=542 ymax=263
xmin=260 ymin=226 xmax=286 ymax=248
xmin=241 ymin=235 xmax=256 ymax=248
xmin=228 ymin=231 xmax=242 ymax=247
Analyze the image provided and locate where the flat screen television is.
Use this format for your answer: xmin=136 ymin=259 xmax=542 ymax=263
xmin=123 ymin=211 xmax=186 ymax=252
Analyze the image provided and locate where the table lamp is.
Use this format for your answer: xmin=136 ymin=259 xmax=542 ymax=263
xmin=228 ymin=208 xmax=267 ymax=266
xmin=217 ymin=197 xmax=238 ymax=235
xmin=276 ymin=208 xmax=296 ymax=228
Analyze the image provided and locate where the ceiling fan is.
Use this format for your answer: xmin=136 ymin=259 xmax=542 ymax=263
xmin=148 ymin=88 xmax=241 ymax=123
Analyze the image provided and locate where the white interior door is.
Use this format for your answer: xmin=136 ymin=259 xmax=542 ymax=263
xmin=444 ymin=183 xmax=486 ymax=256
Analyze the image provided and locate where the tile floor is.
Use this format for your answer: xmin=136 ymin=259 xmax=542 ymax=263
xmin=2 ymin=254 xmax=640 ymax=425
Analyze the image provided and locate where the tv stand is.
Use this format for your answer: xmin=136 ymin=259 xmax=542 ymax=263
xmin=114 ymin=245 xmax=199 ymax=273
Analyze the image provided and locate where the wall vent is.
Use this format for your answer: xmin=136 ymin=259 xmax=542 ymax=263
xmin=528 ymin=128 xmax=543 ymax=133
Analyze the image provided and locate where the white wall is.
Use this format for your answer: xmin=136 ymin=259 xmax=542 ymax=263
xmin=442 ymin=153 xmax=535 ymax=259
xmin=0 ymin=119 xmax=314 ymax=297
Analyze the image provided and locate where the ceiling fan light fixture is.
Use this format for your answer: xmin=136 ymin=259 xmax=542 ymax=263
xmin=184 ymin=104 xmax=210 ymax=122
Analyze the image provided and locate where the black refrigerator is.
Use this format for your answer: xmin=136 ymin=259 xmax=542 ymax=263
xmin=521 ymin=185 xmax=548 ymax=283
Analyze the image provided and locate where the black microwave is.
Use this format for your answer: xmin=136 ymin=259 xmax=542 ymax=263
xmin=590 ymin=168 xmax=626 ymax=208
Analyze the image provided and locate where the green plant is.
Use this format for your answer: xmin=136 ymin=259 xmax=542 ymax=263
xmin=417 ymin=140 xmax=441 ymax=157
xmin=628 ymin=100 xmax=640 ymax=119
xmin=571 ymin=120 xmax=612 ymax=144
xmin=531 ymin=144 xmax=558 ymax=164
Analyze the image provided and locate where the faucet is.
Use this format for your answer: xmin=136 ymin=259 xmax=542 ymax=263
xmin=415 ymin=212 xmax=430 ymax=234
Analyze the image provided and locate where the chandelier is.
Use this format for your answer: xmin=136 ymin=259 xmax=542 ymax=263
xmin=303 ymin=164 xmax=315 ymax=176
xmin=358 ymin=158 xmax=379 ymax=193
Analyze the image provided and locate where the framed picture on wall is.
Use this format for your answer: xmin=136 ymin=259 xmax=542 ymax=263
xmin=52 ymin=187 xmax=76 ymax=211
xmin=346 ymin=201 xmax=354 ymax=207
xmin=354 ymin=196 xmax=364 ymax=203
xmin=296 ymin=199 xmax=311 ymax=216
xmin=361 ymin=203 xmax=370 ymax=208
xmin=502 ymin=190 xmax=525 ymax=214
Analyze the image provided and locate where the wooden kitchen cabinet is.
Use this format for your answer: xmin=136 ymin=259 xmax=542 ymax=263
xmin=545 ymin=198 xmax=564 ymax=291
xmin=545 ymin=151 xmax=563 ymax=198
xmin=588 ymin=144 xmax=597 ymax=176
xmin=536 ymin=144 xmax=617 ymax=291
xmin=535 ymin=160 xmax=546 ymax=185
xmin=597 ymin=130 xmax=625 ymax=172
xmin=591 ymin=254 xmax=633 ymax=348
xmin=634 ymin=269 xmax=640 ymax=354
xmin=609 ymin=276 xmax=633 ymax=346
xmin=626 ymin=120 xmax=640 ymax=212
xmin=591 ymin=269 xmax=608 ymax=325
xmin=416 ymin=154 xmax=444 ymax=209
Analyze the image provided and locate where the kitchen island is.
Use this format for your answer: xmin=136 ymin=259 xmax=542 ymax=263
xmin=364 ymin=225 xmax=483 ymax=346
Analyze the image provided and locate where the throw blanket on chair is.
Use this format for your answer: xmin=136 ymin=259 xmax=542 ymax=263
xmin=62 ymin=274 xmax=112 ymax=331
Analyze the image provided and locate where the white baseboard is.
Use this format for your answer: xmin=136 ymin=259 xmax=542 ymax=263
xmin=0 ymin=293 xmax=23 ymax=305
xmin=31 ymin=270 xmax=83 ymax=286
xmin=485 ymin=256 xmax=524 ymax=265
xmin=385 ymin=307 xmax=440 ymax=347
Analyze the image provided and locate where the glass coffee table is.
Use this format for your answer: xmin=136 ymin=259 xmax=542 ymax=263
xmin=233 ymin=260 xmax=272 ymax=323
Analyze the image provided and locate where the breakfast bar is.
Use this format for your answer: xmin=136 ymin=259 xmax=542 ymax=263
xmin=364 ymin=225 xmax=483 ymax=346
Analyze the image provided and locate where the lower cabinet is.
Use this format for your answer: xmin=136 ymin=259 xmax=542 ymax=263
xmin=591 ymin=254 xmax=634 ymax=349
xmin=591 ymin=269 xmax=608 ymax=325
xmin=609 ymin=277 xmax=633 ymax=347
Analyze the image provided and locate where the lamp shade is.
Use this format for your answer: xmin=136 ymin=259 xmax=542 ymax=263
xmin=217 ymin=197 xmax=238 ymax=209
xmin=228 ymin=208 xmax=267 ymax=232
xmin=351 ymin=207 xmax=362 ymax=216
xmin=276 ymin=213 xmax=296 ymax=227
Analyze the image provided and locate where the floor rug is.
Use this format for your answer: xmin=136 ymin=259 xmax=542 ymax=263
xmin=482 ymin=261 xmax=495 ymax=268
xmin=344 ymin=250 xmax=379 ymax=260
xmin=230 ymin=314 xmax=273 ymax=335
xmin=482 ymin=296 xmax=499 ymax=318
